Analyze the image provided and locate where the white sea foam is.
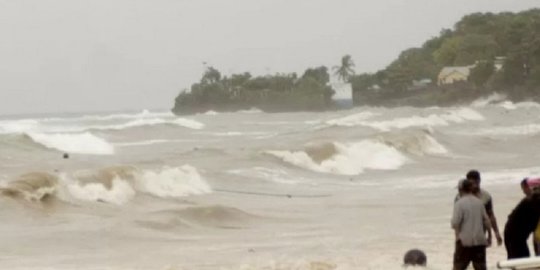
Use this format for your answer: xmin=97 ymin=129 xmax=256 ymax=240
xmin=204 ymin=110 xmax=219 ymax=115
xmin=471 ymin=92 xmax=507 ymax=107
xmin=468 ymin=124 xmax=540 ymax=136
xmin=227 ymin=167 xmax=305 ymax=185
xmin=115 ymin=139 xmax=173 ymax=147
xmin=76 ymin=110 xmax=174 ymax=121
xmin=325 ymin=111 xmax=378 ymax=127
xmin=380 ymin=132 xmax=449 ymax=156
xmin=134 ymin=165 xmax=211 ymax=198
xmin=64 ymin=178 xmax=136 ymax=205
xmin=498 ymin=101 xmax=517 ymax=110
xmin=91 ymin=117 xmax=205 ymax=131
xmin=267 ymin=140 xmax=408 ymax=175
xmin=0 ymin=119 xmax=39 ymax=134
xmin=360 ymin=108 xmax=484 ymax=131
xmin=422 ymin=135 xmax=448 ymax=155
xmin=27 ymin=132 xmax=114 ymax=155
xmin=0 ymin=116 xmax=203 ymax=135
xmin=58 ymin=165 xmax=210 ymax=204
xmin=239 ymin=108 xmax=263 ymax=114
xmin=516 ymin=101 xmax=540 ymax=108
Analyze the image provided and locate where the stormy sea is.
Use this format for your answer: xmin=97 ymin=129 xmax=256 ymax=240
xmin=1 ymin=94 xmax=539 ymax=269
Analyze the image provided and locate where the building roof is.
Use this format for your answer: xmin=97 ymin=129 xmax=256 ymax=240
xmin=438 ymin=66 xmax=474 ymax=79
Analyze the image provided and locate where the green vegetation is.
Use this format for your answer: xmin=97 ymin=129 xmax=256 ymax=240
xmin=173 ymin=9 xmax=540 ymax=113
xmin=333 ymin=55 xmax=355 ymax=82
xmin=172 ymin=66 xmax=335 ymax=114
xmin=351 ymin=8 xmax=540 ymax=106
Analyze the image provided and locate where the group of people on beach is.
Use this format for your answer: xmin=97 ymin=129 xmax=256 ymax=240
xmin=451 ymin=170 xmax=540 ymax=270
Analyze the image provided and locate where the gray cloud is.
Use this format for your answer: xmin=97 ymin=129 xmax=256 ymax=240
xmin=0 ymin=0 xmax=538 ymax=115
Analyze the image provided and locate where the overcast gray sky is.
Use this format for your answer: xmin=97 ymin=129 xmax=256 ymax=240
xmin=0 ymin=0 xmax=538 ymax=115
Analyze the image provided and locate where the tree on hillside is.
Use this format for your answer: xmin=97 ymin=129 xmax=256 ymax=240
xmin=201 ymin=67 xmax=221 ymax=84
xmin=302 ymin=66 xmax=330 ymax=85
xmin=469 ymin=61 xmax=495 ymax=87
xmin=333 ymin=55 xmax=355 ymax=82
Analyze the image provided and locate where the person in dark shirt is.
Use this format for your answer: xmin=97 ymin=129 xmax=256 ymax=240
xmin=503 ymin=189 xmax=540 ymax=259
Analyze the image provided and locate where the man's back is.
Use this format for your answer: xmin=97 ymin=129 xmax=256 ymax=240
xmin=506 ymin=196 xmax=540 ymax=240
xmin=452 ymin=195 xmax=489 ymax=246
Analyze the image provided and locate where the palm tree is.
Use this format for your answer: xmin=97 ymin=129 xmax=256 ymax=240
xmin=333 ymin=55 xmax=355 ymax=82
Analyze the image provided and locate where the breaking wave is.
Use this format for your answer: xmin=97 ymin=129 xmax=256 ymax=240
xmin=203 ymin=110 xmax=219 ymax=115
xmin=0 ymin=116 xmax=204 ymax=135
xmin=90 ymin=118 xmax=204 ymax=131
xmin=266 ymin=140 xmax=408 ymax=175
xmin=1 ymin=165 xmax=210 ymax=205
xmin=467 ymin=124 xmax=540 ymax=136
xmin=78 ymin=110 xmax=174 ymax=121
xmin=0 ymin=172 xmax=58 ymax=202
xmin=0 ymin=119 xmax=39 ymax=134
xmin=239 ymin=108 xmax=263 ymax=114
xmin=26 ymin=132 xmax=115 ymax=155
xmin=359 ymin=108 xmax=484 ymax=131
xmin=375 ymin=130 xmax=448 ymax=156
xmin=325 ymin=111 xmax=378 ymax=127
xmin=471 ymin=93 xmax=507 ymax=107
xmin=135 ymin=166 xmax=211 ymax=198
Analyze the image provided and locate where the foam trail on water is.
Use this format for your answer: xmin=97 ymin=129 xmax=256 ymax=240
xmin=361 ymin=108 xmax=484 ymax=131
xmin=471 ymin=92 xmax=506 ymax=107
xmin=27 ymin=132 xmax=114 ymax=155
xmin=325 ymin=111 xmax=378 ymax=127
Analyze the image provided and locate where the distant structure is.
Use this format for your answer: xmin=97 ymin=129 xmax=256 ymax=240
xmin=403 ymin=249 xmax=427 ymax=267
xmin=331 ymin=82 xmax=353 ymax=108
xmin=410 ymin=78 xmax=433 ymax=90
xmin=438 ymin=56 xmax=506 ymax=86
xmin=494 ymin=56 xmax=506 ymax=71
xmin=437 ymin=65 xmax=474 ymax=85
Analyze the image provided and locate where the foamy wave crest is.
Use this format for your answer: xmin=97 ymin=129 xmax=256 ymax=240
xmin=516 ymin=101 xmax=540 ymax=108
xmin=239 ymin=108 xmax=263 ymax=114
xmin=79 ymin=110 xmax=174 ymax=121
xmin=203 ymin=110 xmax=219 ymax=115
xmin=0 ymin=116 xmax=203 ymax=135
xmin=0 ymin=172 xmax=58 ymax=203
xmin=267 ymin=141 xmax=408 ymax=175
xmin=498 ymin=101 xmax=517 ymax=110
xmin=0 ymin=119 xmax=39 ymax=134
xmin=135 ymin=165 xmax=211 ymax=198
xmin=115 ymin=139 xmax=173 ymax=147
xmin=361 ymin=108 xmax=484 ymax=131
xmin=59 ymin=165 xmax=210 ymax=204
xmin=469 ymin=124 xmax=540 ymax=136
xmin=471 ymin=92 xmax=507 ymax=107
xmin=64 ymin=178 xmax=136 ymax=205
xmin=377 ymin=130 xmax=448 ymax=156
xmin=27 ymin=132 xmax=114 ymax=155
xmin=325 ymin=111 xmax=378 ymax=127
xmin=92 ymin=117 xmax=204 ymax=131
